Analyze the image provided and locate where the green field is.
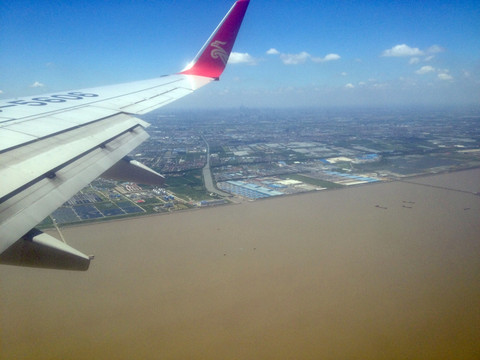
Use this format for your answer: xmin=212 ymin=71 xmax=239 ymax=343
xmin=165 ymin=170 xmax=214 ymax=201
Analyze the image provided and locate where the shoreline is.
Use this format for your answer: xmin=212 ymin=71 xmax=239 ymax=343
xmin=45 ymin=166 xmax=480 ymax=233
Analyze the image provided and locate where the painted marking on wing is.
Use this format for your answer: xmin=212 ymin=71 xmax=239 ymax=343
xmin=210 ymin=40 xmax=228 ymax=65
xmin=0 ymin=92 xmax=99 ymax=112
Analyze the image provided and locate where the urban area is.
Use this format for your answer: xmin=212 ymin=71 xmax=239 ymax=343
xmin=39 ymin=106 xmax=480 ymax=228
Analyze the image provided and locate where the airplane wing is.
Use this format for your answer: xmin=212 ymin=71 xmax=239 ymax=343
xmin=0 ymin=0 xmax=250 ymax=271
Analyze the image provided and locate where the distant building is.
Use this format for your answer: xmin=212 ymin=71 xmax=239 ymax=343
xmin=326 ymin=156 xmax=353 ymax=164
xmin=352 ymin=154 xmax=381 ymax=164
xmin=219 ymin=181 xmax=283 ymax=199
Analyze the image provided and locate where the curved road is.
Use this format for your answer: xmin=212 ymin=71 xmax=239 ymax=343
xmin=201 ymin=134 xmax=231 ymax=197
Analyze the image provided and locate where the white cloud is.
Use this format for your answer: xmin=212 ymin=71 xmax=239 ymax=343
xmin=228 ymin=52 xmax=257 ymax=65
xmin=274 ymin=50 xmax=340 ymax=65
xmin=312 ymin=53 xmax=341 ymax=63
xmin=416 ymin=65 xmax=435 ymax=74
xmin=324 ymin=53 xmax=341 ymax=61
xmin=30 ymin=81 xmax=44 ymax=88
xmin=414 ymin=65 xmax=454 ymax=80
xmin=345 ymin=83 xmax=355 ymax=89
xmin=383 ymin=44 xmax=446 ymax=67
xmin=341 ymin=72 xmax=347 ymax=76
xmin=382 ymin=44 xmax=424 ymax=57
xmin=266 ymin=48 xmax=280 ymax=55
xmin=427 ymin=45 xmax=445 ymax=54
xmin=438 ymin=73 xmax=453 ymax=80
xmin=0 ymin=90 xmax=3 ymax=94
xmin=280 ymin=51 xmax=311 ymax=65
xmin=409 ymin=57 xmax=420 ymax=64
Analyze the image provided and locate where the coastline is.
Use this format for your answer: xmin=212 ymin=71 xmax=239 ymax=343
xmin=43 ymin=166 xmax=480 ymax=233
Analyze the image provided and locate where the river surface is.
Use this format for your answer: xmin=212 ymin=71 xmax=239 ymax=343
xmin=1 ymin=169 xmax=479 ymax=359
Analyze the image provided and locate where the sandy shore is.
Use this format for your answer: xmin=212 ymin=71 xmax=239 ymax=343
xmin=1 ymin=169 xmax=479 ymax=359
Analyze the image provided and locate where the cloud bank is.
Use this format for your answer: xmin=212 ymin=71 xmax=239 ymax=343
xmin=228 ymin=52 xmax=257 ymax=65
xmin=266 ymin=48 xmax=280 ymax=55
xmin=382 ymin=44 xmax=424 ymax=57
xmin=415 ymin=65 xmax=435 ymax=74
xmin=415 ymin=65 xmax=454 ymax=80
xmin=267 ymin=48 xmax=341 ymax=65
xmin=382 ymin=44 xmax=445 ymax=58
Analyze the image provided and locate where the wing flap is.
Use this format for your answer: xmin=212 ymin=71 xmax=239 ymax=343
xmin=0 ymin=107 xmax=121 ymax=151
xmin=0 ymin=123 xmax=149 ymax=254
xmin=0 ymin=229 xmax=91 ymax=271
xmin=1 ymin=114 xmax=149 ymax=202
xmin=0 ymin=129 xmax=37 ymax=149
xmin=101 ymin=157 xmax=165 ymax=185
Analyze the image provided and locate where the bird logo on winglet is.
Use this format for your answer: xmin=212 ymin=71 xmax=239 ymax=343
xmin=210 ymin=41 xmax=228 ymax=65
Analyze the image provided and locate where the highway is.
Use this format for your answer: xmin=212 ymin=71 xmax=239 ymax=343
xmin=201 ymin=134 xmax=231 ymax=197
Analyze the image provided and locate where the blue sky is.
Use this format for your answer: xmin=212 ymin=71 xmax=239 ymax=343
xmin=1 ymin=0 xmax=479 ymax=108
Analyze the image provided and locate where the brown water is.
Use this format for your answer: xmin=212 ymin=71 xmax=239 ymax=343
xmin=1 ymin=169 xmax=479 ymax=359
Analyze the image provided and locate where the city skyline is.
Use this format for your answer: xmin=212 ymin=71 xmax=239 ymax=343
xmin=1 ymin=0 xmax=479 ymax=107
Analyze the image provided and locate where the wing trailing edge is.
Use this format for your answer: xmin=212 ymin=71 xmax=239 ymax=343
xmin=101 ymin=156 xmax=165 ymax=185
xmin=0 ymin=229 xmax=91 ymax=271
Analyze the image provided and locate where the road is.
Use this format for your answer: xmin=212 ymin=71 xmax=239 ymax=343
xmin=201 ymin=134 xmax=231 ymax=197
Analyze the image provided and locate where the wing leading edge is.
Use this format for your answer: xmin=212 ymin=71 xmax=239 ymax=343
xmin=0 ymin=0 xmax=250 ymax=271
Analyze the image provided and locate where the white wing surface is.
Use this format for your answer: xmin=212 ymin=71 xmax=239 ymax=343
xmin=0 ymin=0 xmax=250 ymax=270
